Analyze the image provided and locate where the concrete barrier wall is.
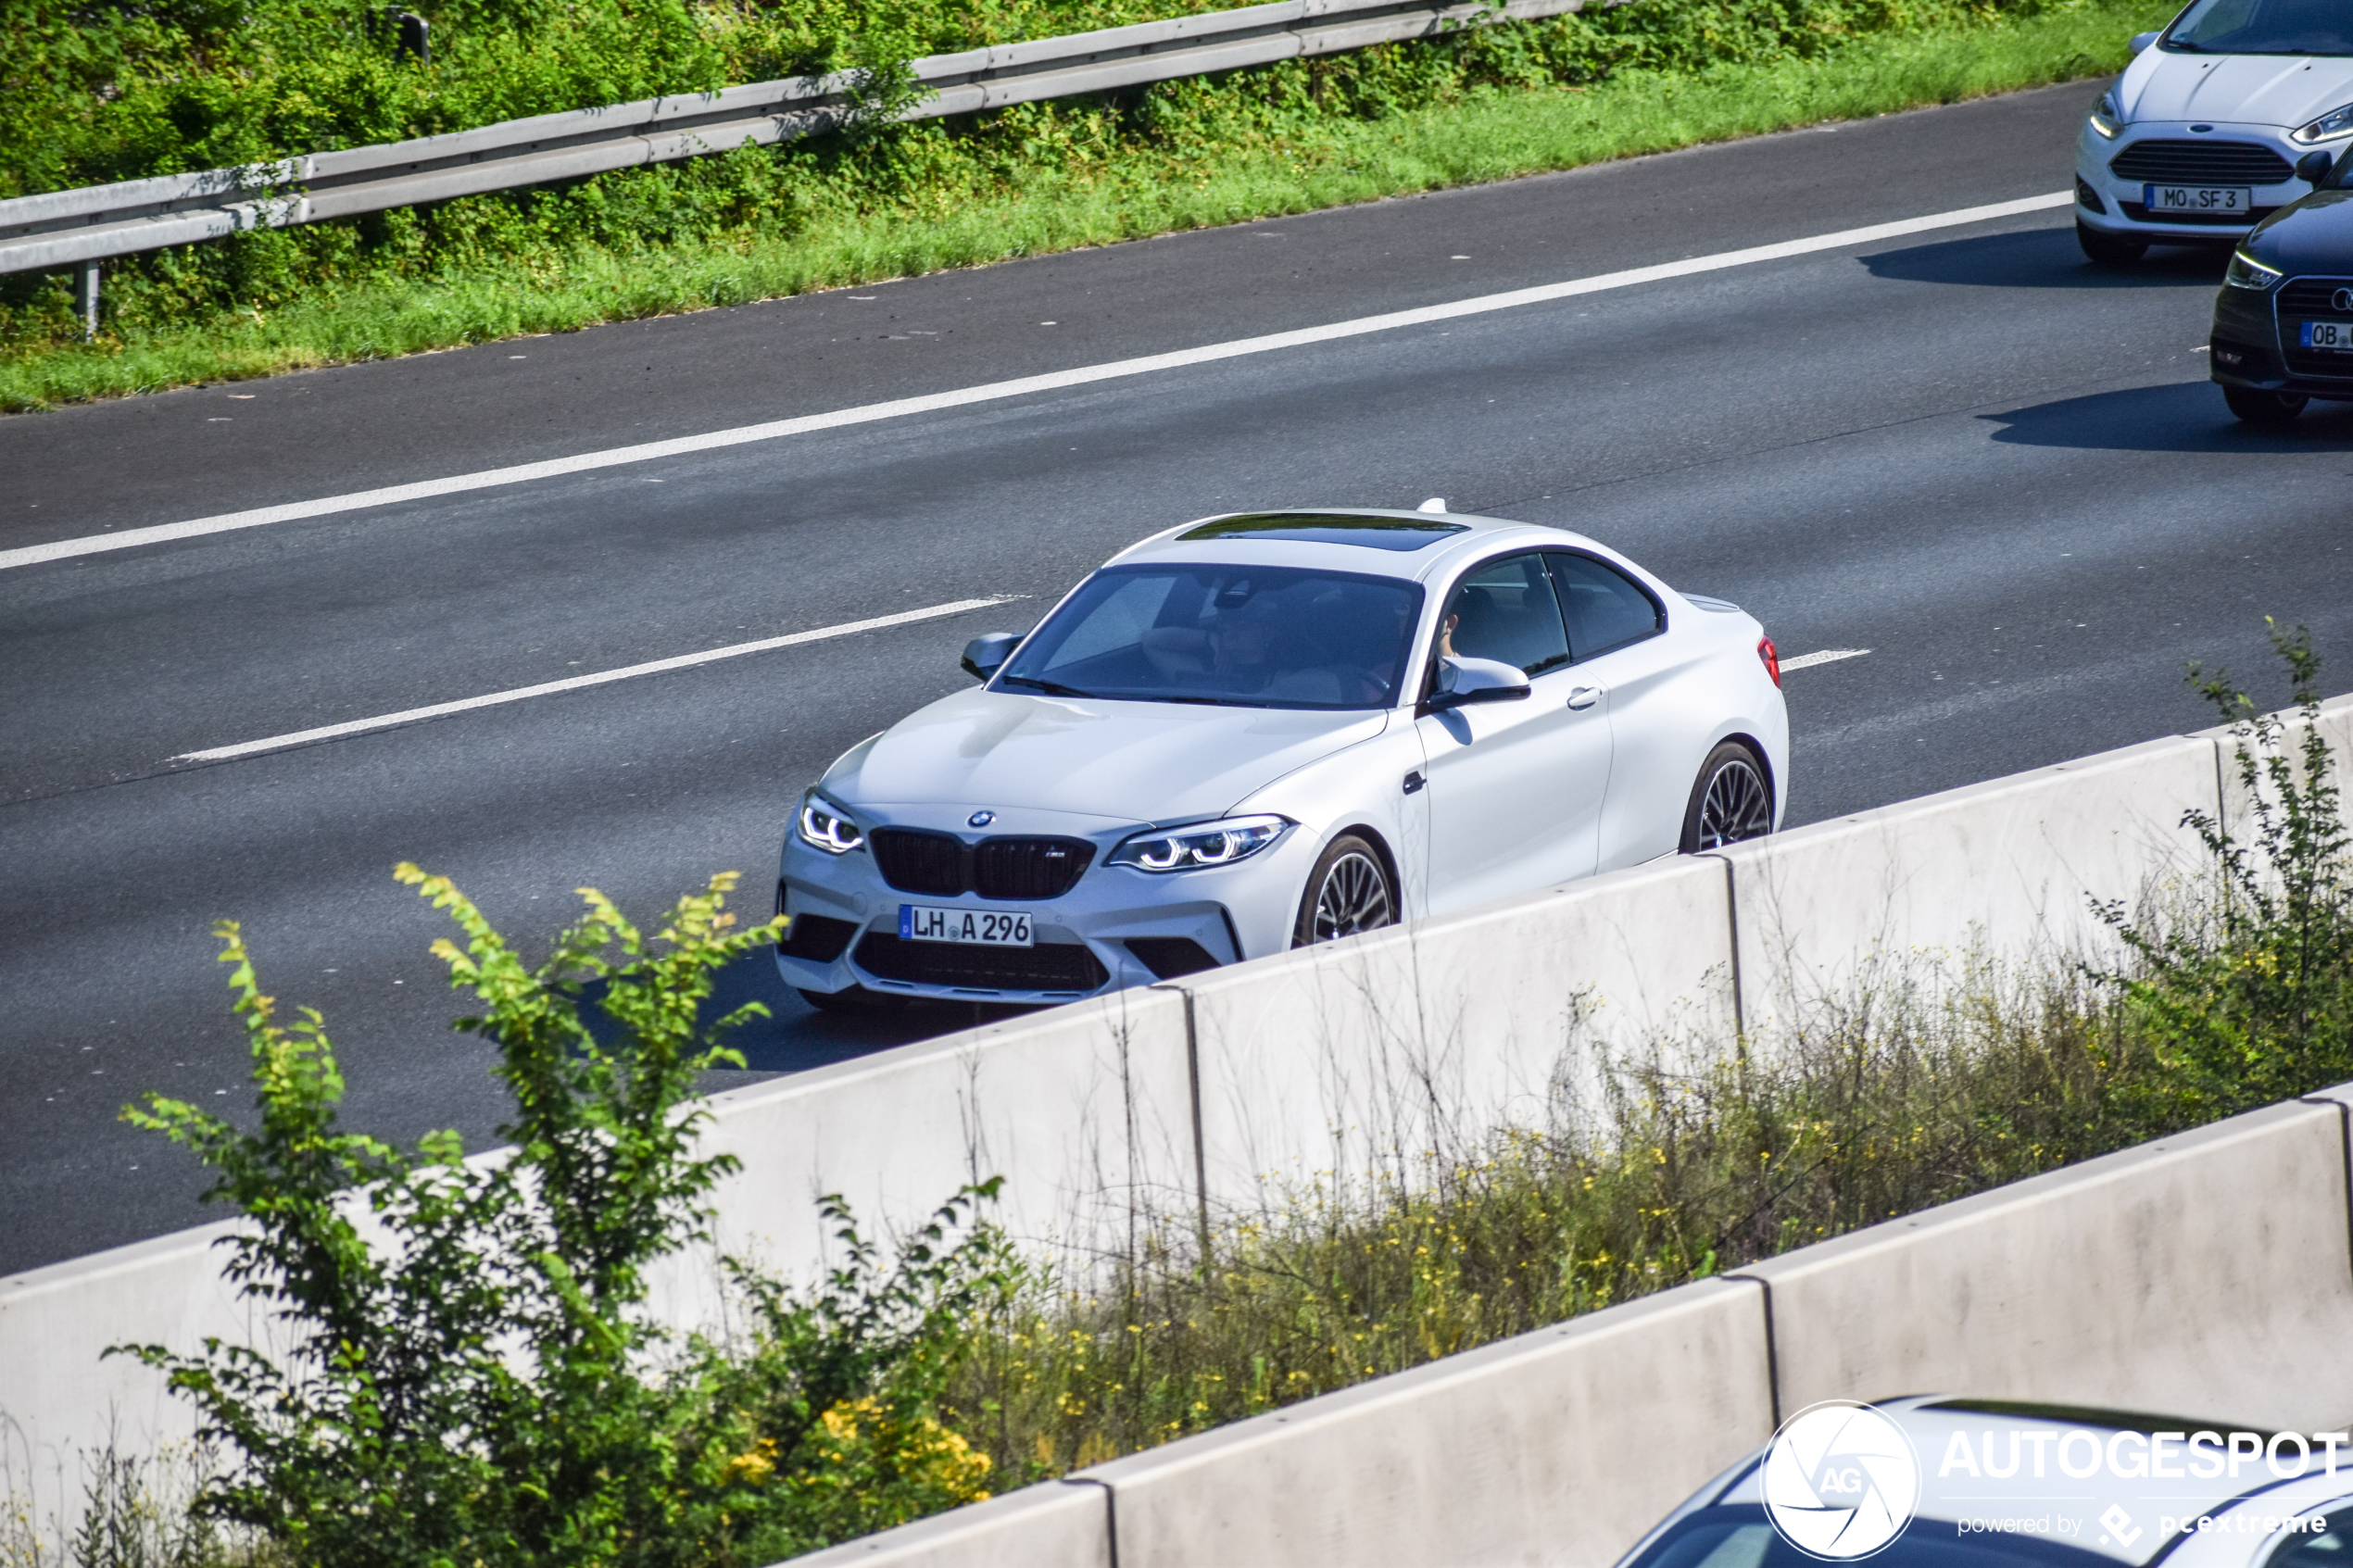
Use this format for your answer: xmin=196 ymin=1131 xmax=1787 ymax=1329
xmin=1716 ymin=735 xmax=2221 ymax=1034
xmin=2208 ymin=690 xmax=2353 ymax=851
xmin=693 ymin=983 xmax=1199 ymax=1286
xmin=5 ymin=709 xmax=2342 ymax=1551
xmin=0 ymin=1220 xmax=250 ymax=1472
xmin=1740 ymin=1098 xmax=2353 ymax=1434
xmin=789 ymin=1085 xmax=2353 ymax=1568
xmin=1167 ymin=855 xmax=1734 ymax=1225
xmin=1077 ymin=1276 xmax=1772 ymax=1568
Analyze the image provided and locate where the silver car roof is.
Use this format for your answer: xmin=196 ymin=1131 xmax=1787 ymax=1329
xmin=1113 ymin=508 xmax=1615 ymax=584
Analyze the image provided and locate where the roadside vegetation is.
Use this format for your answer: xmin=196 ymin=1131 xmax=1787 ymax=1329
xmin=6 ymin=633 xmax=2347 ymax=1567
xmin=949 ymin=635 xmax=2353 ymax=1478
xmin=0 ymin=0 xmax=2167 ymax=410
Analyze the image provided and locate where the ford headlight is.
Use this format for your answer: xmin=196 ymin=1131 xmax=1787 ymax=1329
xmin=796 ymin=796 xmax=865 ymax=854
xmin=2293 ymin=101 xmax=2353 ymax=144
xmin=2225 ymin=249 xmax=2284 ymax=291
xmin=2089 ymin=90 xmax=2123 ymax=139
xmin=1109 ymin=815 xmax=1292 ymax=872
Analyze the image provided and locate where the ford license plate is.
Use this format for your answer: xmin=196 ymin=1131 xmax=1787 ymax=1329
xmin=2145 ymin=183 xmax=2252 ymax=214
xmin=901 ymin=905 xmax=1033 ymax=947
xmin=2301 ymin=320 xmax=2353 ymax=350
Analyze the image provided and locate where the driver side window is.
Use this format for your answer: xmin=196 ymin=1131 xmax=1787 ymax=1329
xmin=1429 ymin=553 xmax=1572 ymax=690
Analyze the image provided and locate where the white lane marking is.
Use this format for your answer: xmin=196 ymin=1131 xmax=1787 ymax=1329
xmin=9 ymin=192 xmax=2070 ymax=574
xmin=1780 ymin=647 xmax=1870 ymax=672
xmin=172 ymin=596 xmax=1014 ymax=764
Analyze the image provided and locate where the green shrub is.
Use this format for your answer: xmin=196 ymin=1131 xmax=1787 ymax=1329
xmin=116 ymin=868 xmax=1008 ymax=1567
xmin=2098 ymin=622 xmax=2353 ymax=1122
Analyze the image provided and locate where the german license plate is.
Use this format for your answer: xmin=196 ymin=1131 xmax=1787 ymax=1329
xmin=2145 ymin=183 xmax=2252 ymax=214
xmin=2300 ymin=320 xmax=2353 ymax=350
xmin=900 ymin=905 xmax=1033 ymax=946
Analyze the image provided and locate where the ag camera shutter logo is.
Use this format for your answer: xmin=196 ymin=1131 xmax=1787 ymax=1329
xmin=1763 ymin=1401 xmax=1922 ymax=1561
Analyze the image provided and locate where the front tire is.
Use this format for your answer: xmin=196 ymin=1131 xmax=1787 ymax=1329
xmin=2223 ymin=385 xmax=2309 ymax=426
xmin=1680 ymin=743 xmax=1774 ymax=853
xmin=2077 ymin=221 xmax=2147 ymax=267
xmin=1292 ymin=834 xmax=1397 ymax=947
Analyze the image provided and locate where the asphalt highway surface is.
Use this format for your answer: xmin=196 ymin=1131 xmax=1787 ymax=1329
xmin=6 ymin=79 xmax=2351 ymax=1278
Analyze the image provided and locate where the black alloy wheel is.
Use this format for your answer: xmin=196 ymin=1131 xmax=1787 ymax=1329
xmin=2076 ymin=221 xmax=2148 ymax=266
xmin=1680 ymin=743 xmax=1774 ymax=853
xmin=2223 ymin=385 xmax=2309 ymax=426
xmin=1292 ymin=834 xmax=1398 ymax=947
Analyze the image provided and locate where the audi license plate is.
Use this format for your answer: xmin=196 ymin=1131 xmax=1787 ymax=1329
xmin=2144 ymin=182 xmax=2252 ymax=215
xmin=900 ymin=905 xmax=1033 ymax=947
xmin=2300 ymin=320 xmax=2353 ymax=351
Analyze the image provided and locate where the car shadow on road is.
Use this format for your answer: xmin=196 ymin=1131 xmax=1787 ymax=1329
xmin=1982 ymin=379 xmax=2353 ymax=451
xmin=1860 ymin=227 xmax=2229 ymax=290
xmin=695 ymin=946 xmax=1043 ymax=1081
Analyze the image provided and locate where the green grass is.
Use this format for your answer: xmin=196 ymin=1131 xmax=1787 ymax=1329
xmin=0 ymin=0 xmax=2157 ymax=413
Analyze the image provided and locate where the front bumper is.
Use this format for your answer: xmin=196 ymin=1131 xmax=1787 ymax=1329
xmin=2075 ymin=119 xmax=2316 ymax=244
xmin=774 ymin=803 xmax=1322 ymax=1004
xmin=2211 ymin=274 xmax=2353 ymax=401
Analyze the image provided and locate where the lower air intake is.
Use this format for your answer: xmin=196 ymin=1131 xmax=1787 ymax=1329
xmin=779 ymin=912 xmax=857 ymax=963
xmin=1125 ymin=936 xmax=1222 ymax=980
xmin=853 ymin=933 xmax=1109 ymax=993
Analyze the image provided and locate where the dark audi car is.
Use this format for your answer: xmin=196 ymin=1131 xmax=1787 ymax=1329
xmin=2211 ymin=146 xmax=2353 ymax=423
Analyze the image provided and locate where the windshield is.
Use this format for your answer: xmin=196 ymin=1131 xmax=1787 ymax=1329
xmin=2164 ymin=0 xmax=2353 ymax=56
xmin=996 ymin=563 xmax=1424 ymax=709
xmin=1629 ymin=1509 xmax=2129 ymax=1568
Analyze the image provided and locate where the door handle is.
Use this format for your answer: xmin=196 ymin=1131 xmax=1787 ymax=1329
xmin=1567 ymin=686 xmax=1602 ymax=710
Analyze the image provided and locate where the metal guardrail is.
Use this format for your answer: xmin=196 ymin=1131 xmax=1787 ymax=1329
xmin=0 ymin=0 xmax=1581 ymax=330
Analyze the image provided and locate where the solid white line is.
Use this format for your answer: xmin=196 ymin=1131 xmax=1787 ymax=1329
xmin=7 ymin=191 xmax=2071 ymax=574
xmin=1780 ymin=647 xmax=1871 ymax=673
xmin=172 ymin=596 xmax=1014 ymax=764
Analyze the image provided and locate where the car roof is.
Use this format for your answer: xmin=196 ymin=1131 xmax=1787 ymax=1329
xmin=1112 ymin=508 xmax=1609 ymax=583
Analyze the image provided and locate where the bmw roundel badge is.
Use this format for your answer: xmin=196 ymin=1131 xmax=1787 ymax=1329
xmin=968 ymin=810 xmax=996 ymax=828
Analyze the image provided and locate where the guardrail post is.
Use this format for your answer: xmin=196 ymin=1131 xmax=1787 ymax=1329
xmin=77 ymin=259 xmax=98 ymax=341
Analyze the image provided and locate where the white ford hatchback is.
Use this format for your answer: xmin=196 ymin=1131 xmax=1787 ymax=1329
xmin=2075 ymin=0 xmax=2353 ymax=262
xmin=774 ymin=508 xmax=1788 ymax=1009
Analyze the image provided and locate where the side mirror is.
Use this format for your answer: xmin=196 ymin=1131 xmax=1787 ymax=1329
xmin=2128 ymin=29 xmax=2158 ymax=52
xmin=1420 ymin=655 xmax=1532 ymax=715
xmin=962 ymin=632 xmax=1020 ymax=682
xmin=2297 ymin=149 xmax=2335 ymax=185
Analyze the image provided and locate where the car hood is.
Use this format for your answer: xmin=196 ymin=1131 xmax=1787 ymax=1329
xmin=823 ymin=687 xmax=1390 ymax=823
xmin=2120 ymin=50 xmax=2353 ymax=127
xmin=2247 ymin=186 xmax=2353 ymax=264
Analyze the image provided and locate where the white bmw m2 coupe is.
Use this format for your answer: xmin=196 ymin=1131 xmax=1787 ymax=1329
xmin=775 ymin=508 xmax=1788 ymax=1009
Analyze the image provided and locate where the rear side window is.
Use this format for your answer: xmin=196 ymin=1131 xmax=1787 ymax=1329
xmin=1434 ymin=552 xmax=1572 ymax=679
xmin=1548 ymin=552 xmax=1663 ymax=660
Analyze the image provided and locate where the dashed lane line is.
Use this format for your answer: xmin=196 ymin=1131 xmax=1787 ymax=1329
xmin=171 ymin=596 xmax=1016 ymax=764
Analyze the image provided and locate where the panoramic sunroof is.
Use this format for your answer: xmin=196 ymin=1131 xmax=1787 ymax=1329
xmin=1176 ymin=514 xmax=1471 ymax=551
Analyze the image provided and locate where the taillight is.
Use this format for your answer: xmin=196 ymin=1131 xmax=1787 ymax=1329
xmin=1757 ymin=635 xmax=1781 ymax=687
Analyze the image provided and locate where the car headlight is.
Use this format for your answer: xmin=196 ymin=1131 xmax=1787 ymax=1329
xmin=796 ymin=796 xmax=865 ymax=854
xmin=2293 ymin=101 xmax=2353 ymax=144
xmin=2225 ymin=249 xmax=2284 ymax=291
xmin=2089 ymin=91 xmax=2123 ymax=139
xmin=1108 ymin=815 xmax=1292 ymax=872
